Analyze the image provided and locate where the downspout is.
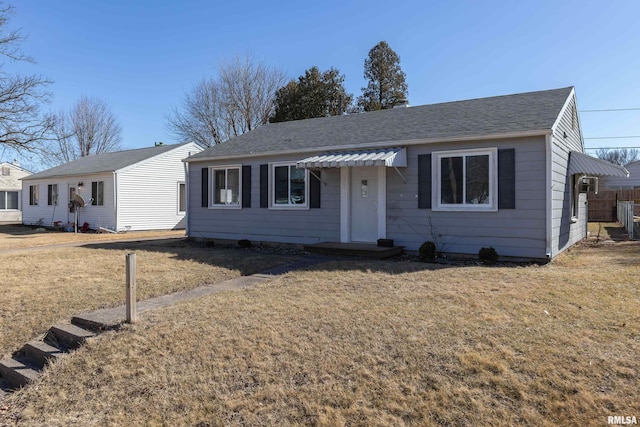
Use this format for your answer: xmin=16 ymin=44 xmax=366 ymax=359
xmin=545 ymin=135 xmax=553 ymax=259
xmin=113 ymin=171 xmax=118 ymax=231
xmin=184 ymin=156 xmax=190 ymax=236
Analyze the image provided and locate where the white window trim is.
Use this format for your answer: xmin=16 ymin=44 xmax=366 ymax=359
xmin=91 ymin=181 xmax=105 ymax=206
xmin=0 ymin=191 xmax=20 ymax=210
xmin=29 ymin=184 xmax=39 ymax=206
xmin=209 ymin=165 xmax=242 ymax=209
xmin=177 ymin=181 xmax=186 ymax=214
xmin=268 ymin=162 xmax=309 ymax=210
xmin=432 ymin=147 xmax=498 ymax=212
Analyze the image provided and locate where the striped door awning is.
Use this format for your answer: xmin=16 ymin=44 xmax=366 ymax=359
xmin=568 ymin=151 xmax=629 ymax=177
xmin=296 ymin=147 xmax=407 ymax=168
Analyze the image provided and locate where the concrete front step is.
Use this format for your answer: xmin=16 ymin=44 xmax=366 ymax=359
xmin=18 ymin=340 xmax=65 ymax=369
xmin=0 ymin=358 xmax=39 ymax=389
xmin=45 ymin=324 xmax=96 ymax=350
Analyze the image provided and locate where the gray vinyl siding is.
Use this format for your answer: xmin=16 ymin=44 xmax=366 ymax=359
xmin=550 ymin=94 xmax=586 ymax=257
xmin=188 ymin=153 xmax=340 ymax=244
xmin=116 ymin=143 xmax=200 ymax=231
xmin=188 ymin=137 xmax=549 ymax=258
xmin=21 ymin=173 xmax=116 ymax=228
xmin=600 ymin=161 xmax=639 ymax=189
xmin=387 ymin=137 xmax=548 ymax=259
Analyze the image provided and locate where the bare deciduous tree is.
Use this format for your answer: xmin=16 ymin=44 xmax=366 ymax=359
xmin=595 ymin=147 xmax=639 ymax=166
xmin=167 ymin=55 xmax=287 ymax=147
xmin=168 ymin=78 xmax=224 ymax=147
xmin=45 ymin=96 xmax=122 ymax=166
xmin=0 ymin=4 xmax=53 ymax=153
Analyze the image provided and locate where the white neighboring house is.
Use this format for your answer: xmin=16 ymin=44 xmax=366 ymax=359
xmin=21 ymin=142 xmax=202 ymax=231
xmin=0 ymin=161 xmax=31 ymax=223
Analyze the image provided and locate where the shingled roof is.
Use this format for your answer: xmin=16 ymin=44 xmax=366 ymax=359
xmin=23 ymin=143 xmax=188 ymax=181
xmin=187 ymin=87 xmax=574 ymax=162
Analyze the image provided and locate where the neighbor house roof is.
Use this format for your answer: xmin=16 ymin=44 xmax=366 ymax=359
xmin=23 ymin=143 xmax=190 ymax=181
xmin=187 ymin=87 xmax=574 ymax=162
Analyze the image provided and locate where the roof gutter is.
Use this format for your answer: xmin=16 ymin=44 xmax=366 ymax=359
xmin=545 ymin=134 xmax=553 ymax=259
xmin=184 ymin=129 xmax=552 ymax=164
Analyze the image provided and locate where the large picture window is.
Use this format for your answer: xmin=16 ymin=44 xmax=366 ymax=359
xmin=434 ymin=148 xmax=496 ymax=211
xmin=212 ymin=166 xmax=240 ymax=207
xmin=272 ymin=163 xmax=307 ymax=207
xmin=0 ymin=191 xmax=18 ymax=210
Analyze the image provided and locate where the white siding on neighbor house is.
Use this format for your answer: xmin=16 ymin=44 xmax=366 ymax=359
xmin=116 ymin=143 xmax=200 ymax=231
xmin=21 ymin=173 xmax=116 ymax=229
xmin=0 ymin=163 xmax=29 ymax=222
xmin=550 ymin=93 xmax=587 ymax=258
xmin=188 ymin=153 xmax=341 ymax=244
xmin=387 ymin=137 xmax=548 ymax=259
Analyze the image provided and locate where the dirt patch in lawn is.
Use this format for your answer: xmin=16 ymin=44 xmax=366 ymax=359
xmin=1 ymin=230 xmax=638 ymax=426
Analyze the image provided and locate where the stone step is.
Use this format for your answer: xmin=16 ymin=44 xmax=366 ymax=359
xmin=0 ymin=358 xmax=39 ymax=389
xmin=18 ymin=340 xmax=65 ymax=369
xmin=45 ymin=324 xmax=96 ymax=350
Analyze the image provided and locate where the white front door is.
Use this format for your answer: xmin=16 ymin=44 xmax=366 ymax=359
xmin=350 ymin=167 xmax=379 ymax=242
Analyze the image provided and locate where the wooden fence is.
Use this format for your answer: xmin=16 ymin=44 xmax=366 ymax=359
xmin=588 ymin=189 xmax=640 ymax=222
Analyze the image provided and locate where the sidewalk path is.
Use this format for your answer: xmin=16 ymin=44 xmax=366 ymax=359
xmin=72 ymin=255 xmax=330 ymax=330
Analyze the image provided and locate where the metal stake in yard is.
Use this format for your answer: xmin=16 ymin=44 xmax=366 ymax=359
xmin=126 ymin=253 xmax=137 ymax=323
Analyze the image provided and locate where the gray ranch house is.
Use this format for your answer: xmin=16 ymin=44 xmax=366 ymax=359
xmin=184 ymin=87 xmax=627 ymax=260
xmin=22 ymin=142 xmax=202 ymax=231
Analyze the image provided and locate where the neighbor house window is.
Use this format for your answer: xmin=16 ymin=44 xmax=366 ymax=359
xmin=29 ymin=185 xmax=38 ymax=206
xmin=434 ymin=148 xmax=496 ymax=211
xmin=211 ymin=166 xmax=240 ymax=207
xmin=0 ymin=191 xmax=19 ymax=210
xmin=178 ymin=182 xmax=186 ymax=212
xmin=2 ymin=166 xmax=10 ymax=176
xmin=91 ymin=181 xmax=104 ymax=206
xmin=271 ymin=163 xmax=307 ymax=207
xmin=47 ymin=184 xmax=58 ymax=206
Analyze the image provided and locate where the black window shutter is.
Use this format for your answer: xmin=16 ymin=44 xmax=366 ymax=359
xmin=260 ymin=164 xmax=268 ymax=208
xmin=498 ymin=148 xmax=516 ymax=209
xmin=309 ymin=170 xmax=321 ymax=208
xmin=418 ymin=154 xmax=432 ymax=209
xmin=201 ymin=167 xmax=208 ymax=208
xmin=242 ymin=165 xmax=251 ymax=208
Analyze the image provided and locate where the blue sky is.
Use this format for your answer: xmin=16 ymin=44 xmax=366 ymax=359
xmin=7 ymin=0 xmax=640 ymax=167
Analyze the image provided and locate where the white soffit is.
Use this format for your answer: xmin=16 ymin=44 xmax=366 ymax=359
xmin=568 ymin=151 xmax=629 ymax=177
xmin=297 ymin=147 xmax=407 ymax=168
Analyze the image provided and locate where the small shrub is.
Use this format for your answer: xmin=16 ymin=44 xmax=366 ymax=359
xmin=204 ymin=239 xmax=216 ymax=248
xmin=419 ymin=241 xmax=437 ymax=261
xmin=238 ymin=239 xmax=252 ymax=248
xmin=478 ymin=247 xmax=499 ymax=265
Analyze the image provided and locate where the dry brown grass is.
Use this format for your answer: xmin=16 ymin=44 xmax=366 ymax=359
xmin=0 ymin=224 xmax=185 ymax=251
xmin=1 ymin=226 xmax=638 ymax=426
xmin=0 ymin=237 xmax=295 ymax=359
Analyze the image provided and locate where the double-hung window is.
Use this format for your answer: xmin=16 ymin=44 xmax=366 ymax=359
xmin=434 ymin=148 xmax=497 ymax=211
xmin=271 ymin=163 xmax=307 ymax=208
xmin=178 ymin=182 xmax=186 ymax=213
xmin=91 ymin=181 xmax=104 ymax=206
xmin=29 ymin=185 xmax=39 ymax=206
xmin=211 ymin=166 xmax=240 ymax=207
xmin=48 ymin=184 xmax=58 ymax=206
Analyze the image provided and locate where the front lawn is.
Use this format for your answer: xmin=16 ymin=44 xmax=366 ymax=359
xmin=1 ymin=231 xmax=638 ymax=426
